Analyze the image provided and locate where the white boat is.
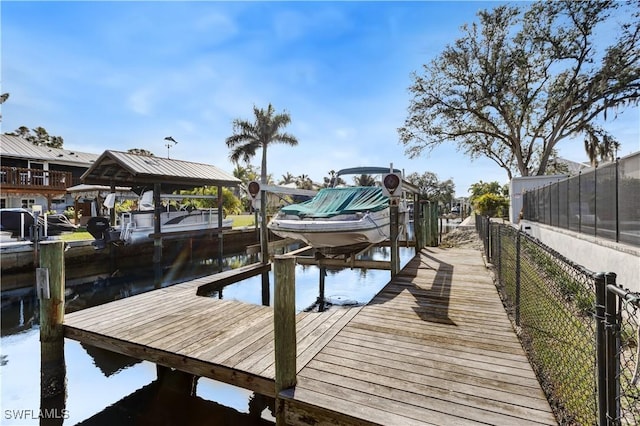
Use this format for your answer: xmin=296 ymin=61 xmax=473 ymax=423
xmin=268 ymin=168 xmax=408 ymax=249
xmin=87 ymin=191 xmax=232 ymax=249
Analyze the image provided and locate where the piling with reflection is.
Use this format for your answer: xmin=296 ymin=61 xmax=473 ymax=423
xmin=38 ymin=241 xmax=67 ymax=424
xmin=273 ymin=255 xmax=296 ymax=424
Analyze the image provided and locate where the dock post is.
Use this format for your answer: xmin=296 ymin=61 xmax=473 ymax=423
xmin=260 ymin=188 xmax=271 ymax=305
xmin=217 ymin=184 xmax=224 ymax=273
xmin=38 ymin=240 xmax=67 ymax=424
xmin=260 ymin=189 xmax=269 ymax=264
xmin=390 ymin=202 xmax=399 ymax=277
xmin=318 ymin=263 xmax=326 ymax=312
xmin=153 ymin=183 xmax=163 ymax=288
xmin=273 ymin=255 xmax=296 ymax=425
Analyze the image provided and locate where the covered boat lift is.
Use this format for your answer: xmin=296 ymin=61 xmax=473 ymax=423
xmin=79 ymin=150 xmax=241 ymax=285
xmin=248 ymin=165 xmax=430 ymax=311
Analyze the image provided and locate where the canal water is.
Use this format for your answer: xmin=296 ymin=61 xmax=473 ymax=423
xmin=1 ymin=245 xmax=415 ymax=425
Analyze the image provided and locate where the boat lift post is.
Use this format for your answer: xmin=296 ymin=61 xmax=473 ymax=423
xmin=248 ymin=182 xmax=270 ymax=305
xmin=217 ymin=184 xmax=224 ymax=273
xmin=153 ymin=183 xmax=163 ymax=288
xmin=382 ymin=166 xmax=420 ymax=277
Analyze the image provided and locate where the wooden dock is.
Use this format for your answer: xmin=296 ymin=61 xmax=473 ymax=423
xmin=63 ymin=247 xmax=556 ymax=425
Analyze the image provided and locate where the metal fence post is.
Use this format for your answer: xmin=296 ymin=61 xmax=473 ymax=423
xmin=605 ymin=272 xmax=620 ymax=425
xmin=594 ymin=165 xmax=598 ymax=236
xmin=615 ymin=159 xmax=619 ymax=243
xmin=485 ymin=216 xmax=490 ymax=262
xmin=497 ymin=225 xmax=502 ymax=278
xmin=594 ymin=273 xmax=607 ymax=426
xmin=515 ymin=231 xmax=521 ymax=327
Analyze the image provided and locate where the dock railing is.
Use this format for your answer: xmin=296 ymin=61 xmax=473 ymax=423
xmin=476 ymin=216 xmax=639 ymax=425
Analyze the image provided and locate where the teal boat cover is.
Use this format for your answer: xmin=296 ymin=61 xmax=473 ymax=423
xmin=280 ymin=187 xmax=389 ymax=219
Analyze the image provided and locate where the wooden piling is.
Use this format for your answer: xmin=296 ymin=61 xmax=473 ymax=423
xmin=273 ymin=255 xmax=296 ymax=425
xmin=318 ymin=264 xmax=326 ymax=312
xmin=38 ymin=241 xmax=66 ymax=424
xmin=153 ymin=183 xmax=163 ymax=288
xmin=390 ymin=202 xmax=399 ymax=276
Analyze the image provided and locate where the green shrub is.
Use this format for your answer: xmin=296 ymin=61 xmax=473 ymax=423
xmin=474 ymin=193 xmax=509 ymax=217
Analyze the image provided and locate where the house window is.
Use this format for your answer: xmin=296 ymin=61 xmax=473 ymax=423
xmin=21 ymin=199 xmax=35 ymax=209
xmin=0 ymin=199 xmax=5 ymax=209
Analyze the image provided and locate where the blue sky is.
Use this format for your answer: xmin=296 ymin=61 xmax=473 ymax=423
xmin=2 ymin=1 xmax=638 ymax=197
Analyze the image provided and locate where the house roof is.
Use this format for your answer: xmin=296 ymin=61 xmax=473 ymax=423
xmin=0 ymin=134 xmax=99 ymax=166
xmin=556 ymin=157 xmax=593 ymax=175
xmin=80 ymin=150 xmax=241 ymax=191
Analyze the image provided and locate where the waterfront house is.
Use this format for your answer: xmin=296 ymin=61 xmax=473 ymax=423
xmin=0 ymin=134 xmax=98 ymax=213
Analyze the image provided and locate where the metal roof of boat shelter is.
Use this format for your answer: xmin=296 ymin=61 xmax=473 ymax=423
xmin=80 ymin=150 xmax=241 ymax=192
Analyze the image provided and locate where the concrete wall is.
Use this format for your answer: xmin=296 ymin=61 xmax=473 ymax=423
xmin=520 ymin=220 xmax=639 ymax=292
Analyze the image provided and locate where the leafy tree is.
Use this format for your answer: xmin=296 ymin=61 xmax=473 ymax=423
xmin=279 ymin=172 xmax=296 ymax=185
xmin=583 ymin=127 xmax=621 ymax=166
xmin=469 ymin=180 xmax=507 ymax=200
xmin=127 ymin=148 xmax=154 ymax=156
xmin=474 ymin=193 xmax=509 ymax=217
xmin=353 ymin=174 xmax=376 ymax=186
xmin=322 ymin=170 xmax=346 ymax=188
xmin=226 ymin=103 xmax=298 ymax=185
xmin=0 ymin=93 xmax=8 ymax=122
xmin=233 ymin=164 xmax=259 ymax=186
xmin=405 ymin=171 xmax=455 ymax=206
xmin=7 ymin=125 xmax=64 ymax=148
xmin=469 ymin=180 xmax=509 ymax=216
xmin=296 ymin=174 xmax=314 ymax=190
xmin=399 ymin=1 xmax=640 ymax=179
xmin=178 ymin=186 xmax=242 ymax=216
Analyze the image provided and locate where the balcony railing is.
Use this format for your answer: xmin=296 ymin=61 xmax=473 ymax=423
xmin=0 ymin=166 xmax=73 ymax=191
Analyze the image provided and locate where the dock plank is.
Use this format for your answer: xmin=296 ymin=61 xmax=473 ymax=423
xmin=283 ymin=247 xmax=556 ymax=425
xmin=63 ymin=247 xmax=556 ymax=425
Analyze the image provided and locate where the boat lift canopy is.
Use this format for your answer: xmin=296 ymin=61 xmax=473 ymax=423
xmin=336 ymin=166 xmax=420 ymax=195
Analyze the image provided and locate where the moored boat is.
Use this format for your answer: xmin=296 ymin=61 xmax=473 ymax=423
xmin=268 ymin=167 xmax=409 ymax=249
xmin=87 ymin=191 xmax=232 ymax=249
xmin=0 ymin=208 xmax=77 ymax=239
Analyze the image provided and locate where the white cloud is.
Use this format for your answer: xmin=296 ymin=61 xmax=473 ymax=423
xmin=127 ymin=87 xmax=155 ymax=116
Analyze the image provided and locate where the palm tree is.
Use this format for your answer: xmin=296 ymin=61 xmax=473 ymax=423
xmin=279 ymin=172 xmax=296 ymax=185
xmin=226 ymin=104 xmax=298 ymax=185
xmin=296 ymin=174 xmax=314 ymax=190
xmin=226 ymin=104 xmax=297 ymax=264
xmin=353 ymin=174 xmax=376 ymax=186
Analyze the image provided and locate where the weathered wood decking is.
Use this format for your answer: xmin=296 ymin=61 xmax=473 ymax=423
xmin=284 ymin=247 xmax=556 ymax=425
xmin=63 ymin=248 xmax=557 ymax=425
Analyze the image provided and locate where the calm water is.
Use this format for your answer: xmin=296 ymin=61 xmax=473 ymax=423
xmin=1 ymin=245 xmax=414 ymax=425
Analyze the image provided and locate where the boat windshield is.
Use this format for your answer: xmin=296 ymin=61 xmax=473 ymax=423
xmin=279 ymin=187 xmax=388 ymax=218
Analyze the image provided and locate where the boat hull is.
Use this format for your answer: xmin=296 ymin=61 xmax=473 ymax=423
xmin=87 ymin=209 xmax=232 ymax=249
xmin=268 ymin=210 xmax=397 ymax=248
xmin=124 ymin=219 xmax=233 ymax=245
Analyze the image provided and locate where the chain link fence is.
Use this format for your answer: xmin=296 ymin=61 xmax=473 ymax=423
xmin=477 ymin=216 xmax=640 ymax=425
xmin=605 ymin=284 xmax=640 ymax=425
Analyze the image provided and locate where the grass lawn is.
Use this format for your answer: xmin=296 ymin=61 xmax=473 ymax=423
xmin=227 ymin=214 xmax=256 ymax=228
xmin=59 ymin=231 xmax=93 ymax=241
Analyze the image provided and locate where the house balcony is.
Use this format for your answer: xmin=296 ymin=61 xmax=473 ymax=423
xmin=0 ymin=166 xmax=77 ymax=195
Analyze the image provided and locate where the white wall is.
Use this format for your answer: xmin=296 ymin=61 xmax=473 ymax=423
xmin=520 ymin=220 xmax=639 ymax=292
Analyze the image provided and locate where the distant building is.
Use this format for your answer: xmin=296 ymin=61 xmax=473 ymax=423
xmin=554 ymin=157 xmax=593 ymax=176
xmin=0 ymin=134 xmax=98 ymax=212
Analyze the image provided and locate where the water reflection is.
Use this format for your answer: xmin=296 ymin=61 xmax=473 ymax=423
xmin=1 ymin=245 xmax=413 ymax=425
